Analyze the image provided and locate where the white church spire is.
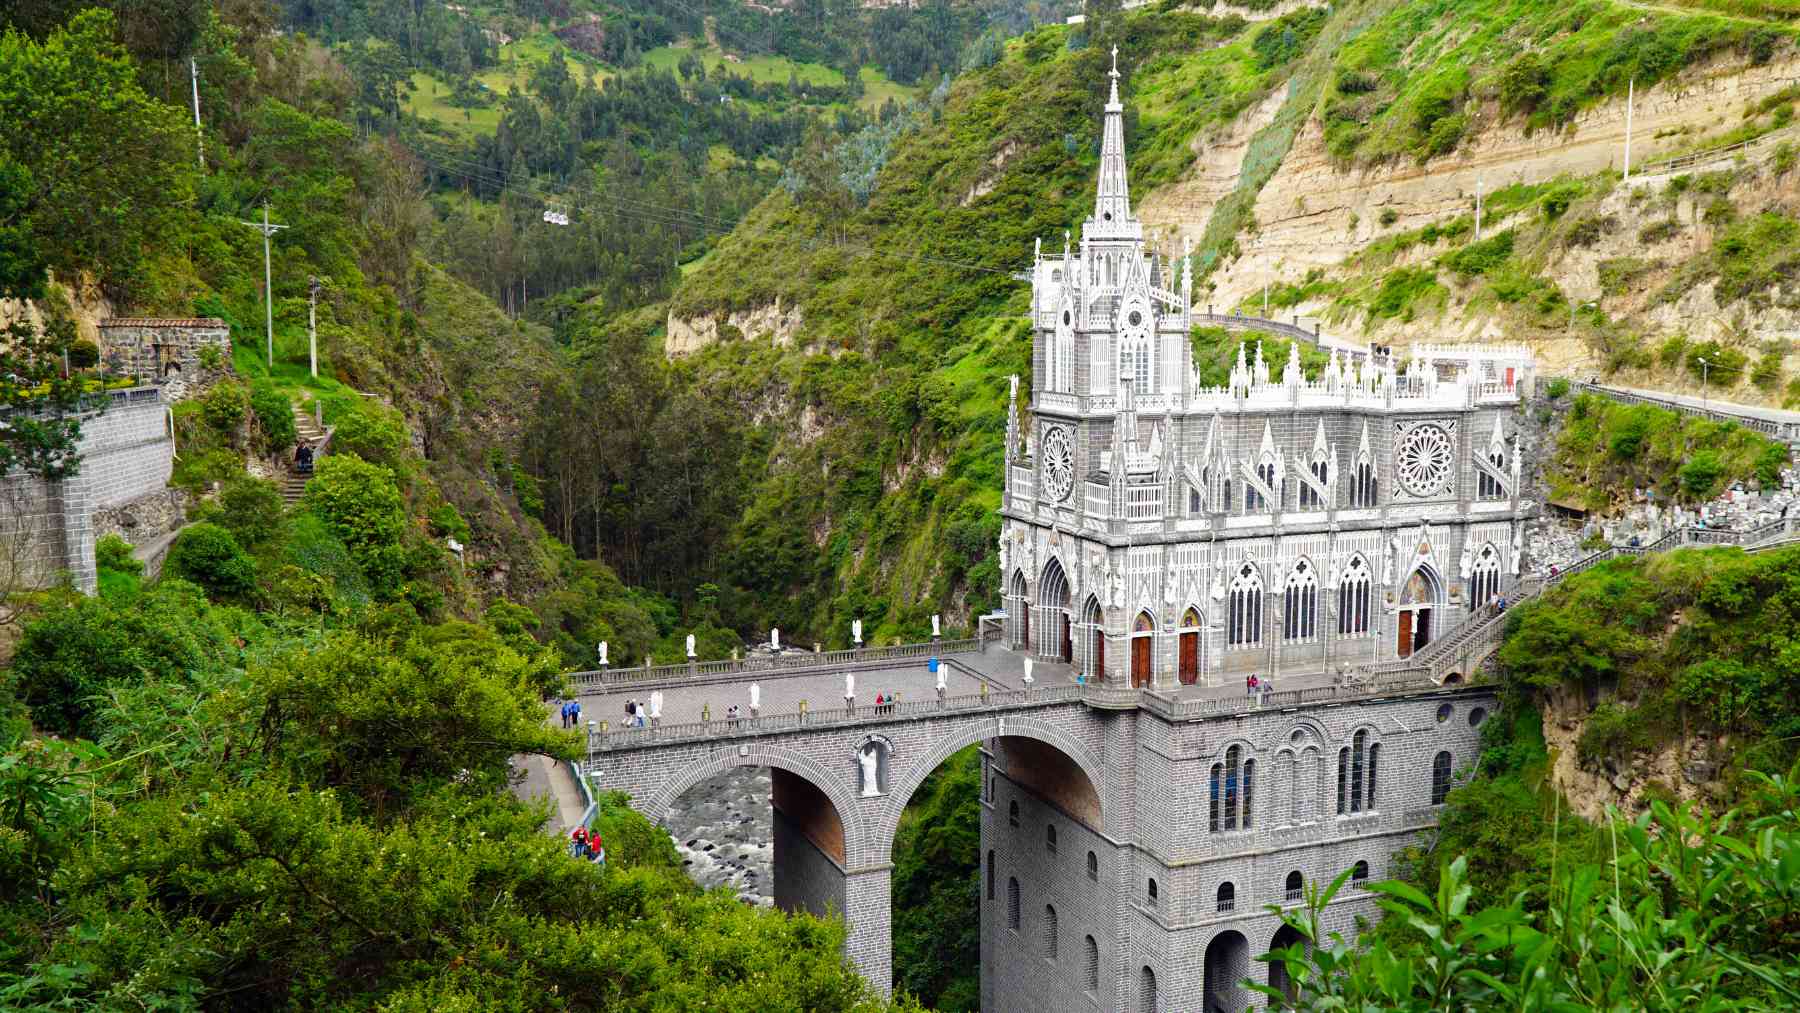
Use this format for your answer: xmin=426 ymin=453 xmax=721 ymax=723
xmin=1089 ymin=46 xmax=1140 ymax=240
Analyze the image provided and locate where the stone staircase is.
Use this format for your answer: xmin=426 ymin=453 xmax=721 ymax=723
xmin=282 ymin=402 xmax=327 ymax=505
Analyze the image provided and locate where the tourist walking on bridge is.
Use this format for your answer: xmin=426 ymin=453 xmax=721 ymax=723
xmin=845 ymin=672 xmax=855 ymax=713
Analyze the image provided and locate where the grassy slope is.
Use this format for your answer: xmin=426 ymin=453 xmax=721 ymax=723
xmin=1322 ymin=0 xmax=1793 ymax=167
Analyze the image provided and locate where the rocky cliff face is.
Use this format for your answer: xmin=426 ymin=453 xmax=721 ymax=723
xmin=1140 ymin=48 xmax=1800 ymax=394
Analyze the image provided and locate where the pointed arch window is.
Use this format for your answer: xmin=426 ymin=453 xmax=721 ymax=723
xmin=1470 ymin=544 xmax=1502 ymax=612
xmin=1247 ymin=458 xmax=1275 ymax=512
xmin=1227 ymin=564 xmax=1263 ymax=647
xmin=1299 ymin=455 xmax=1328 ymax=509
xmin=1478 ymin=441 xmax=1507 ymax=499
xmin=1338 ymin=556 xmax=1372 ymax=636
xmin=1283 ymin=559 xmax=1319 ymax=641
xmin=1210 ymin=745 xmax=1253 ymax=832
xmin=1336 ymin=730 xmax=1379 ymax=814
xmin=1349 ymin=454 xmax=1377 ymax=508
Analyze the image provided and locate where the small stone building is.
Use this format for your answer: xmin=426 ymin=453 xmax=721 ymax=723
xmin=97 ymin=318 xmax=231 ymax=401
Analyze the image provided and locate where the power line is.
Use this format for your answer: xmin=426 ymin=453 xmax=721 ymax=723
xmin=410 ymin=149 xmax=1011 ymax=276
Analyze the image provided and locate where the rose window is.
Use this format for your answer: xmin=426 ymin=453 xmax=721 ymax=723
xmin=1042 ymin=425 xmax=1074 ymax=501
xmin=1395 ymin=424 xmax=1453 ymax=497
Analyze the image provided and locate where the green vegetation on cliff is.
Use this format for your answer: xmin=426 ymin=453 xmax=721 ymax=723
xmin=1546 ymin=392 xmax=1788 ymax=509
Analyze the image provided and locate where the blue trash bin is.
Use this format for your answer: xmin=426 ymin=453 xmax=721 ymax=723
xmin=927 ymin=657 xmax=939 ymax=673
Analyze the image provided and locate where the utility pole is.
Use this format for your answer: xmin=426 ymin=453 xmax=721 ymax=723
xmin=237 ymin=202 xmax=289 ymax=368
xmin=307 ymin=276 xmax=322 ymax=379
xmin=1623 ymin=77 xmax=1635 ymax=182
xmin=190 ymin=58 xmax=204 ymax=169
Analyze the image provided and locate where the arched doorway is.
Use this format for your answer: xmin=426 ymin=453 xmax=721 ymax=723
xmin=1203 ymin=929 xmax=1250 ymax=1013
xmin=1131 ymin=611 xmax=1154 ymax=688
xmin=1267 ymin=923 xmax=1309 ymax=1007
xmin=1178 ymin=606 xmax=1202 ymax=685
xmin=1081 ymin=595 xmax=1106 ymax=682
xmin=1038 ymin=559 xmax=1071 ymax=663
xmin=1397 ymin=564 xmax=1443 ymax=659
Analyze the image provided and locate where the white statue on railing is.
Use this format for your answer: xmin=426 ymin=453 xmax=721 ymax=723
xmin=852 ymin=618 xmax=864 ymax=645
xmin=1022 ymin=656 xmax=1035 ymax=689
xmin=597 ymin=641 xmax=608 ymax=666
xmin=649 ymin=690 xmax=663 ymax=725
xmin=771 ymin=627 xmax=780 ymax=650
xmin=931 ymin=614 xmax=941 ymax=637
xmin=859 ymin=743 xmax=883 ymax=797
xmin=685 ymin=633 xmax=696 ymax=659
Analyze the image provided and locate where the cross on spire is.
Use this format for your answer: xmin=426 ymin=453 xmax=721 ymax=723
xmin=1091 ymin=45 xmax=1135 ymax=236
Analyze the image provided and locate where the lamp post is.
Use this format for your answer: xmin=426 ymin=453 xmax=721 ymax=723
xmin=1698 ymin=357 xmax=1710 ymax=413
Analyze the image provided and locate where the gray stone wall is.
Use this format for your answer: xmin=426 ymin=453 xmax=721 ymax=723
xmin=585 ymin=683 xmax=1499 ymax=1008
xmin=773 ymin=807 xmax=848 ymax=921
xmin=0 ymin=391 xmax=173 ymax=592
xmin=97 ymin=319 xmax=231 ymax=401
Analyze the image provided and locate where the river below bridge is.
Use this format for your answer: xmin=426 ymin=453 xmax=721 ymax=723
xmin=664 ymin=766 xmax=775 ymax=906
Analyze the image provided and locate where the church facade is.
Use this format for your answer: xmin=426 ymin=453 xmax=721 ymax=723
xmin=997 ymin=54 xmax=1534 ymax=690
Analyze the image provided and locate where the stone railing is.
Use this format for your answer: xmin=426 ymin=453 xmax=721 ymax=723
xmin=569 ymin=638 xmax=982 ymax=692
xmin=585 ymin=684 xmax=1087 ymax=753
xmin=1138 ymin=667 xmax=1451 ymax=721
xmin=1372 ymin=518 xmax=1800 ymax=685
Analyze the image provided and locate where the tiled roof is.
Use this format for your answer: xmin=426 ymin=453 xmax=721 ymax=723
xmin=98 ymin=318 xmax=228 ymax=328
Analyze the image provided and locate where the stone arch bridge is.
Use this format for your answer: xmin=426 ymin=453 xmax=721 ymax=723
xmin=574 ymin=640 xmax=1500 ymax=1007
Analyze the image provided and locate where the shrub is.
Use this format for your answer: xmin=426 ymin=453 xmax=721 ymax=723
xmin=1751 ymin=349 xmax=1784 ymax=392
xmin=1658 ymin=334 xmax=1690 ymax=369
xmin=68 ymin=339 xmax=100 ymax=369
xmin=201 ymin=381 xmax=248 ymax=437
xmin=331 ymin=403 xmax=410 ymax=466
xmin=205 ymin=475 xmax=285 ymax=549
xmin=95 ymin=533 xmax=142 ymax=576
xmin=1563 ymin=214 xmax=1615 ymax=248
xmin=427 ymin=503 xmax=471 ymax=542
xmin=164 ymin=522 xmax=258 ymax=599
xmin=249 ymin=382 xmax=295 ymax=452
xmin=1639 ymin=219 xmax=1680 ymax=244
xmin=1544 ymin=377 xmax=1570 ymax=400
xmin=1498 ymin=52 xmax=1550 ymax=116
xmin=1379 ymin=207 xmax=1398 ymax=227
xmin=1442 ymin=230 xmax=1514 ymax=276
xmin=304 ymin=454 xmax=408 ymax=593
xmin=1598 ymin=258 xmax=1657 ymax=296
xmin=1679 ymin=450 xmax=1726 ymax=498
xmin=9 ymin=582 xmax=227 ymax=738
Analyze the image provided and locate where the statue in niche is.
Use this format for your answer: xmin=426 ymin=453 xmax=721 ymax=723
xmin=1383 ymin=534 xmax=1398 ymax=584
xmin=1459 ymin=544 xmax=1473 ymax=579
xmin=859 ymin=742 xmax=884 ymax=797
xmin=1107 ymin=565 xmax=1124 ymax=609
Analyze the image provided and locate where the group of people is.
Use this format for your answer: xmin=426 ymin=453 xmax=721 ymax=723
xmin=558 ymin=698 xmax=582 ymax=728
xmin=1244 ymin=673 xmax=1274 ymax=699
xmin=569 ymin=826 xmax=605 ymax=864
xmin=622 ymin=697 xmax=653 ymax=728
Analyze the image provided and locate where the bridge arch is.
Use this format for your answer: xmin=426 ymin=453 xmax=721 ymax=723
xmin=645 ymin=742 xmax=870 ymax=858
xmin=871 ymin=714 xmax=1110 ymax=858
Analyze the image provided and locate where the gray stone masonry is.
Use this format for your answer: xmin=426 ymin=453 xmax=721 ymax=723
xmin=97 ymin=318 xmax=231 ymax=401
xmin=0 ymin=388 xmax=173 ymax=592
xmin=579 ymin=640 xmax=1498 ymax=1007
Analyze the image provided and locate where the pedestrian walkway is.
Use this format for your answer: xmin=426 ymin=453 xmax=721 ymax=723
xmin=1574 ymin=381 xmax=1800 ymax=451
xmin=509 ymin=752 xmax=587 ymax=836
